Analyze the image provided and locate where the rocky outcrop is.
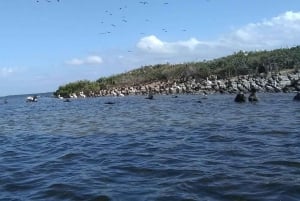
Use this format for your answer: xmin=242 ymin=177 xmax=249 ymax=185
xmin=59 ymin=70 xmax=300 ymax=98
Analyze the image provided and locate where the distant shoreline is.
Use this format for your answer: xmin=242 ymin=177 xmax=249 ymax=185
xmin=0 ymin=92 xmax=53 ymax=99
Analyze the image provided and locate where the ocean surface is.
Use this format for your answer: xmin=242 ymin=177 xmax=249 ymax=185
xmin=0 ymin=93 xmax=299 ymax=201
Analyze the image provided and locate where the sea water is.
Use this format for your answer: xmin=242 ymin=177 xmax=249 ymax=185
xmin=0 ymin=93 xmax=299 ymax=201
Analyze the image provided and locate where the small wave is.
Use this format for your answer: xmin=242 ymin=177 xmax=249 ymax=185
xmin=262 ymin=130 xmax=290 ymax=135
xmin=58 ymin=152 xmax=85 ymax=160
xmin=205 ymin=134 xmax=233 ymax=143
xmin=33 ymin=183 xmax=88 ymax=200
xmin=262 ymin=160 xmax=300 ymax=168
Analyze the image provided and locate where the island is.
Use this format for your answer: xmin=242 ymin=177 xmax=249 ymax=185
xmin=54 ymin=46 xmax=300 ymax=98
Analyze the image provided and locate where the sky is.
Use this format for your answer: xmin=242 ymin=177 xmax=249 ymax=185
xmin=1 ymin=0 xmax=300 ymax=96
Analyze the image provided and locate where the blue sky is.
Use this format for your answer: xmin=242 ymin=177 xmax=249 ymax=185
xmin=1 ymin=0 xmax=300 ymax=96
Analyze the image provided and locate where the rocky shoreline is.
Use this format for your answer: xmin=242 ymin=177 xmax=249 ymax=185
xmin=60 ymin=70 xmax=300 ymax=98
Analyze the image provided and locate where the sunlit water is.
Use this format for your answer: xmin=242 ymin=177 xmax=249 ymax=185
xmin=0 ymin=93 xmax=300 ymax=201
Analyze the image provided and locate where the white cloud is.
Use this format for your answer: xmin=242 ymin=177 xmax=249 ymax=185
xmin=223 ymin=10 xmax=300 ymax=49
xmin=137 ymin=35 xmax=170 ymax=54
xmin=135 ymin=11 xmax=300 ymax=63
xmin=176 ymin=38 xmax=202 ymax=50
xmin=66 ymin=58 xmax=84 ymax=65
xmin=86 ymin=55 xmax=103 ymax=64
xmin=0 ymin=67 xmax=16 ymax=77
xmin=273 ymin=11 xmax=300 ymax=24
xmin=137 ymin=35 xmax=203 ymax=54
xmin=66 ymin=55 xmax=103 ymax=66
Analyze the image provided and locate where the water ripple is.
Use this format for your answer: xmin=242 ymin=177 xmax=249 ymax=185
xmin=0 ymin=93 xmax=299 ymax=200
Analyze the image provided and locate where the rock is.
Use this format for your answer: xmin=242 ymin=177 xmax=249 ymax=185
xmin=86 ymin=71 xmax=300 ymax=98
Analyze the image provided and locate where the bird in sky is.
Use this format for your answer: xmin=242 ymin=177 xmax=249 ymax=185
xmin=99 ymin=31 xmax=111 ymax=35
xmin=139 ymin=1 xmax=148 ymax=5
xmin=36 ymin=0 xmax=60 ymax=3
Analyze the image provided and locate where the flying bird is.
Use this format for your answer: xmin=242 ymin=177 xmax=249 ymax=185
xmin=99 ymin=31 xmax=111 ymax=35
xmin=139 ymin=1 xmax=148 ymax=5
xmin=105 ymin=10 xmax=112 ymax=15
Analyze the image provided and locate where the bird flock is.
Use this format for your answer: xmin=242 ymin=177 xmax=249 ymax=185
xmin=34 ymin=0 xmax=188 ymax=33
xmin=97 ymin=1 xmax=182 ymax=36
xmin=34 ymin=0 xmax=193 ymax=53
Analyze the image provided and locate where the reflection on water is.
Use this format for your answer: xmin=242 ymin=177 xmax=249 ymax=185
xmin=0 ymin=93 xmax=300 ymax=201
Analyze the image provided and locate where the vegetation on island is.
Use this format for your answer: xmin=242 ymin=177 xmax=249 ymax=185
xmin=54 ymin=46 xmax=300 ymax=97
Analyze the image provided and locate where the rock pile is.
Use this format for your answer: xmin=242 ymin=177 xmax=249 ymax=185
xmin=93 ymin=71 xmax=300 ymax=97
xmin=60 ymin=71 xmax=300 ymax=98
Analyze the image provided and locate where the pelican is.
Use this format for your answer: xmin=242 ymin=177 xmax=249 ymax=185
xmin=26 ymin=96 xmax=38 ymax=102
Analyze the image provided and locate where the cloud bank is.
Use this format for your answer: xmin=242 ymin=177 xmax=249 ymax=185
xmin=135 ymin=11 xmax=300 ymax=62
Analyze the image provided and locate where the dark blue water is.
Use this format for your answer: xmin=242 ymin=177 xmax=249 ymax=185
xmin=0 ymin=93 xmax=300 ymax=201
